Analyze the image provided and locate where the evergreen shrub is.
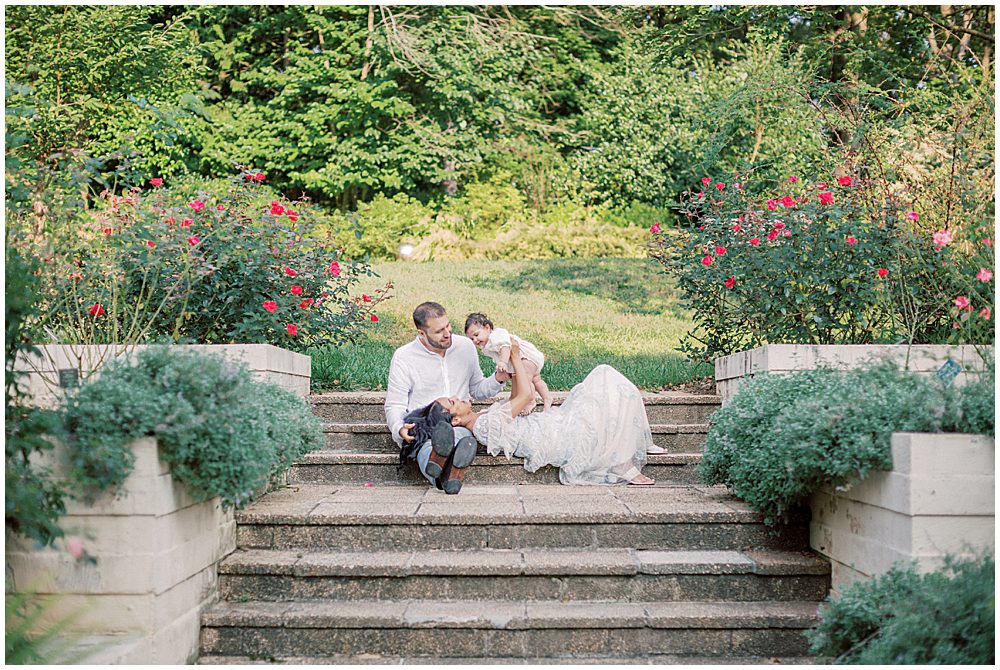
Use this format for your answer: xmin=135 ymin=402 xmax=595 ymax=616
xmin=700 ymin=360 xmax=995 ymax=526
xmin=808 ymin=554 xmax=995 ymax=664
xmin=64 ymin=347 xmax=323 ymax=508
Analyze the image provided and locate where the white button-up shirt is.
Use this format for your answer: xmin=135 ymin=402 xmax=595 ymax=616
xmin=385 ymin=334 xmax=503 ymax=447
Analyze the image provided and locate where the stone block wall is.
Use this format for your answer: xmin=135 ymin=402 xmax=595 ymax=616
xmin=714 ymin=344 xmax=990 ymax=405
xmin=808 ymin=432 xmax=995 ymax=593
xmin=15 ymin=343 xmax=311 ymax=408
xmin=5 ymin=438 xmax=236 ymax=664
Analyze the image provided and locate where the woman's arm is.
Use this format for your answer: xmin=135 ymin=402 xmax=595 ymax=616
xmin=506 ymin=341 xmax=534 ymax=417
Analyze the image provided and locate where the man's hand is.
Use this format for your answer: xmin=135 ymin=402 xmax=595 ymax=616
xmin=399 ymin=423 xmax=416 ymax=444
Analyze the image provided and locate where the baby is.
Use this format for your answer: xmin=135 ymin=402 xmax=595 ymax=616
xmin=464 ymin=312 xmax=552 ymax=414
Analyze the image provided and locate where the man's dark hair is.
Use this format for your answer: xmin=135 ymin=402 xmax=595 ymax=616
xmin=464 ymin=312 xmax=493 ymax=333
xmin=413 ymin=302 xmax=447 ymax=329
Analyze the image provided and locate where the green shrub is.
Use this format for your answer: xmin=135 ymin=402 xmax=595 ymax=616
xmin=808 ymin=554 xmax=995 ymax=664
xmin=338 ymin=193 xmax=434 ymax=259
xmin=64 ymin=347 xmax=323 ymax=507
xmin=700 ymin=360 xmax=995 ymax=526
xmin=28 ymin=169 xmax=387 ymax=350
xmin=5 ymin=245 xmax=68 ymax=546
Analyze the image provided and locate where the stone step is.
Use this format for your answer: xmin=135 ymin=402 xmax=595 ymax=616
xmin=321 ymin=422 xmax=708 ymax=455
xmin=310 ymin=392 xmax=721 ymax=425
xmin=199 ymin=599 xmax=821 ymax=660
xmin=287 ymin=452 xmax=703 ymax=486
xmin=234 ymin=484 xmax=809 ymax=552
xmin=218 ymin=547 xmax=830 ymax=603
xmin=198 ymin=653 xmax=817 ymax=664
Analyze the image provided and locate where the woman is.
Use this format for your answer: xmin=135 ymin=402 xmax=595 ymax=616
xmin=417 ymin=341 xmax=656 ymax=486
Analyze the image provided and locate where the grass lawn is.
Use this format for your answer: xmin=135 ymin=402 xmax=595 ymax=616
xmin=309 ymin=257 xmax=712 ymax=391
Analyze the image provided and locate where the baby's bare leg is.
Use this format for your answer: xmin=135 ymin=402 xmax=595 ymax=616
xmin=516 ymin=360 xmax=540 ymax=415
xmin=532 ymin=373 xmax=553 ymax=410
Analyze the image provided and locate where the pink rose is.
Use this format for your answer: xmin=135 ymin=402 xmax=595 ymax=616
xmin=188 ymin=200 xmax=206 ymax=212
xmin=954 ymin=296 xmax=970 ymax=309
xmin=845 ymin=236 xmax=858 ymax=246
xmin=906 ymin=211 xmax=919 ymax=221
xmin=976 ymin=268 xmax=993 ymax=282
xmin=701 ymin=177 xmax=711 ymax=186
xmin=328 ymin=261 xmax=341 ymax=277
xmin=701 ymin=256 xmax=713 ymax=267
xmin=650 ymin=223 xmax=661 ymax=234
xmin=819 ymin=191 xmax=834 ymax=205
xmin=933 ymin=230 xmax=953 ymax=249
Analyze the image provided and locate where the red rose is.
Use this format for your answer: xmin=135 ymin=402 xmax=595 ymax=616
xmin=714 ymin=246 xmax=726 ymax=256
xmin=837 ymin=176 xmax=853 ymax=187
xmin=767 ymin=230 xmax=779 ymax=241
xmin=269 ymin=201 xmax=285 ymax=216
xmin=284 ymin=266 xmax=298 ymax=278
xmin=180 ymin=218 xmax=193 ymax=228
xmin=263 ymin=301 xmax=278 ymax=313
xmin=298 ymin=298 xmax=314 ymax=309
xmin=254 ymin=172 xmax=266 ymax=182
xmin=103 ymin=227 xmax=113 ymax=236
xmin=88 ymin=303 xmax=105 ymax=317
xmin=287 ymin=210 xmax=299 ymax=222
xmin=819 ymin=192 xmax=834 ymax=205
xmin=845 ymin=236 xmax=858 ymax=246
xmin=216 ymin=204 xmax=226 ymax=211
xmin=724 ymin=276 xmax=736 ymax=289
xmin=715 ymin=182 xmax=726 ymax=190
xmin=877 ymin=268 xmax=889 ymax=278
xmin=749 ymin=238 xmax=761 ymax=246
xmin=286 ymin=324 xmax=298 ymax=336
xmin=362 ymin=294 xmax=372 ymax=303
xmin=149 ymin=178 xmax=163 ymax=187
xmin=187 ymin=236 xmax=200 ymax=246
xmin=290 ymin=285 xmax=303 ymax=295
xmin=701 ymin=256 xmax=713 ymax=267
xmin=701 ymin=177 xmax=711 ymax=186
xmin=146 ymin=240 xmax=156 ymax=249
xmin=188 ymin=200 xmax=206 ymax=212
xmin=370 ymin=314 xmax=379 ymax=322
xmin=779 ymin=195 xmax=795 ymax=208
xmin=649 ymin=223 xmax=661 ymax=234
xmin=328 ymin=262 xmax=341 ymax=277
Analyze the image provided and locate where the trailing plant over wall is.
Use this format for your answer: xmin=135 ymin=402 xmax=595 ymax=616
xmin=700 ymin=360 xmax=995 ymax=526
xmin=4 ymin=245 xmax=68 ymax=546
xmin=64 ymin=347 xmax=323 ymax=508
xmin=808 ymin=553 xmax=995 ymax=664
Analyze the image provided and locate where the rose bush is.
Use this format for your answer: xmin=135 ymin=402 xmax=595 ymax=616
xmin=651 ymin=170 xmax=994 ymax=361
xmin=31 ymin=169 xmax=391 ymax=350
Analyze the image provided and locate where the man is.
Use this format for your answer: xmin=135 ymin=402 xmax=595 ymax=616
xmin=385 ymin=302 xmax=509 ymax=494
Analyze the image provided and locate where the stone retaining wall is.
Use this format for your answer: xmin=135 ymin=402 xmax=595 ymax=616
xmin=715 ymin=344 xmax=990 ymax=405
xmin=808 ymin=432 xmax=995 ymax=593
xmin=15 ymin=343 xmax=311 ymax=408
xmin=5 ymin=438 xmax=236 ymax=664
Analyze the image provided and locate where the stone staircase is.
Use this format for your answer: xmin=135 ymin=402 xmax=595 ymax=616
xmin=198 ymin=391 xmax=830 ymax=664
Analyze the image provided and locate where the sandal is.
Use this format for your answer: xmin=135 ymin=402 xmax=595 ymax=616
xmin=628 ymin=474 xmax=656 ymax=487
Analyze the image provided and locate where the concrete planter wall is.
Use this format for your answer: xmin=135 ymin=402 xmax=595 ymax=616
xmin=715 ymin=344 xmax=991 ymax=405
xmin=809 ymin=432 xmax=995 ymax=594
xmin=15 ymin=343 xmax=311 ymax=408
xmin=5 ymin=438 xmax=236 ymax=664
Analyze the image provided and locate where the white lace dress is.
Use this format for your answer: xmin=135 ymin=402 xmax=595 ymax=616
xmin=472 ymin=364 xmax=652 ymax=485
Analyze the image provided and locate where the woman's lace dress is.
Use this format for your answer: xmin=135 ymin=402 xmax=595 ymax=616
xmin=472 ymin=364 xmax=652 ymax=485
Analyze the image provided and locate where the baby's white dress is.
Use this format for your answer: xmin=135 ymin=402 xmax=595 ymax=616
xmin=472 ymin=364 xmax=651 ymax=485
xmin=483 ymin=327 xmax=545 ymax=371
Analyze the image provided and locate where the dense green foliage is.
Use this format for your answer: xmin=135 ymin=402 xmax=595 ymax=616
xmin=700 ymin=361 xmax=995 ymax=526
xmin=6 ymin=6 xmax=993 ymax=259
xmin=4 ymin=246 xmax=68 ymax=546
xmin=64 ymin=348 xmax=323 ymax=508
xmin=808 ymin=554 xmax=995 ymax=664
xmin=310 ymin=258 xmax=712 ymax=392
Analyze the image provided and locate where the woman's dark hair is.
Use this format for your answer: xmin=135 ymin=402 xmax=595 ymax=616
xmin=399 ymin=400 xmax=453 ymax=464
xmin=464 ymin=312 xmax=493 ymax=333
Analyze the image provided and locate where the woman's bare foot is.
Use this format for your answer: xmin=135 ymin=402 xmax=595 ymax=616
xmin=628 ymin=473 xmax=656 ymax=486
xmin=518 ymin=399 xmax=537 ymax=417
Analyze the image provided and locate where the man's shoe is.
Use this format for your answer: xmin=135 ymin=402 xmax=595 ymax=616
xmin=425 ymin=422 xmax=455 ymax=480
xmin=442 ymin=436 xmax=477 ymax=495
